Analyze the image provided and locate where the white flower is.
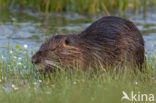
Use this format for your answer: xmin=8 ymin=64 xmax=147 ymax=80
xmin=10 ymin=50 xmax=13 ymax=54
xmin=18 ymin=62 xmax=22 ymax=65
xmin=33 ymin=82 xmax=37 ymax=85
xmin=18 ymin=57 xmax=22 ymax=60
xmin=135 ymin=81 xmax=138 ymax=85
xmin=24 ymin=44 xmax=28 ymax=49
xmin=11 ymin=84 xmax=19 ymax=90
xmin=39 ymin=80 xmax=42 ymax=82
xmin=11 ymin=84 xmax=15 ymax=88
xmin=0 ymin=79 xmax=2 ymax=83
xmin=73 ymin=81 xmax=77 ymax=84
xmin=1 ymin=56 xmax=4 ymax=59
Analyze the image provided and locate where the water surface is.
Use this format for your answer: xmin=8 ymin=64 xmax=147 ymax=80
xmin=0 ymin=8 xmax=156 ymax=55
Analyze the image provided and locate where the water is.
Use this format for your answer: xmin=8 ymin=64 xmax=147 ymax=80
xmin=0 ymin=9 xmax=156 ymax=55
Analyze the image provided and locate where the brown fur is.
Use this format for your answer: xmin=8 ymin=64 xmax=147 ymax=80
xmin=31 ymin=16 xmax=145 ymax=71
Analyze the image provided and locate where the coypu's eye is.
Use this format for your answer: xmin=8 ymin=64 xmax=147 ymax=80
xmin=65 ymin=39 xmax=70 ymax=45
xmin=60 ymin=37 xmax=70 ymax=46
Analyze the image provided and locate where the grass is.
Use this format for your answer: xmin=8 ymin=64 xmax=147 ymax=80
xmin=0 ymin=45 xmax=156 ymax=103
xmin=0 ymin=0 xmax=156 ymax=14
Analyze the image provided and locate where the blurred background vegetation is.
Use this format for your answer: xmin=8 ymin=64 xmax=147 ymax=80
xmin=0 ymin=0 xmax=156 ymax=15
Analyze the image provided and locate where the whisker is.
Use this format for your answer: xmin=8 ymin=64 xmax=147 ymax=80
xmin=45 ymin=60 xmax=61 ymax=69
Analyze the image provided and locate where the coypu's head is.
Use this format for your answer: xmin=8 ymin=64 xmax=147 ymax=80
xmin=31 ymin=34 xmax=83 ymax=71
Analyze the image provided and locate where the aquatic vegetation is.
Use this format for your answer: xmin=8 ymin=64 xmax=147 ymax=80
xmin=0 ymin=45 xmax=156 ymax=103
xmin=0 ymin=0 xmax=156 ymax=14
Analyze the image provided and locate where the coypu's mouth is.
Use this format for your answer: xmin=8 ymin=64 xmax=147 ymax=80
xmin=33 ymin=60 xmax=61 ymax=72
xmin=44 ymin=60 xmax=61 ymax=69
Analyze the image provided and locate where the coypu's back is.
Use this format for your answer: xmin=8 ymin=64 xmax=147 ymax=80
xmin=79 ymin=16 xmax=145 ymax=69
xmin=80 ymin=16 xmax=143 ymax=40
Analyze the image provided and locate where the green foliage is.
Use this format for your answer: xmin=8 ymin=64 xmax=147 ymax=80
xmin=0 ymin=46 xmax=156 ymax=103
xmin=0 ymin=0 xmax=156 ymax=14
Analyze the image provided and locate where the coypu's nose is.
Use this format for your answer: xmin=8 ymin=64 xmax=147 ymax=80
xmin=31 ymin=55 xmax=40 ymax=64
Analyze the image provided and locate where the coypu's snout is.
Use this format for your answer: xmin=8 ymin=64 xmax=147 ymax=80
xmin=31 ymin=52 xmax=41 ymax=65
xmin=31 ymin=55 xmax=40 ymax=64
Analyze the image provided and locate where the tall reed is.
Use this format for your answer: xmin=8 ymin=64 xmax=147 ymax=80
xmin=0 ymin=0 xmax=156 ymax=14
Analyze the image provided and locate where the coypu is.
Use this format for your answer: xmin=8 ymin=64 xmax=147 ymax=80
xmin=31 ymin=16 xmax=145 ymax=71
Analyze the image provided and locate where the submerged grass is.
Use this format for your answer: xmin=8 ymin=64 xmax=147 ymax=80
xmin=0 ymin=0 xmax=156 ymax=14
xmin=0 ymin=46 xmax=156 ymax=103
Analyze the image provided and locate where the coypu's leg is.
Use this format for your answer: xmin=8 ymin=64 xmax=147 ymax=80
xmin=135 ymin=47 xmax=146 ymax=71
